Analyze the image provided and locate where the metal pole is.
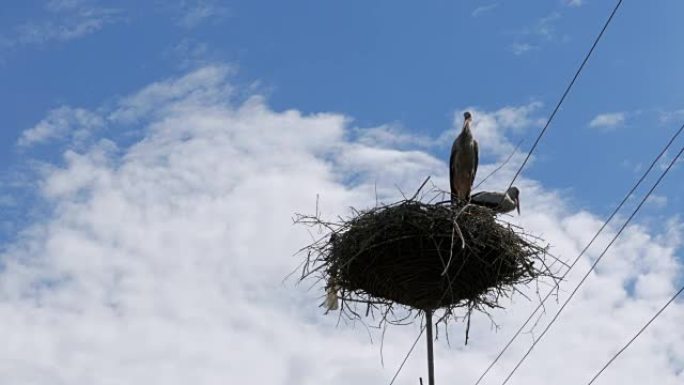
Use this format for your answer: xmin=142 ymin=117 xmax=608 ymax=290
xmin=425 ymin=310 xmax=435 ymax=385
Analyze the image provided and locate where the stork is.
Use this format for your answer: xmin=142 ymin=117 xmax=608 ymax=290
xmin=471 ymin=186 xmax=521 ymax=215
xmin=449 ymin=112 xmax=479 ymax=204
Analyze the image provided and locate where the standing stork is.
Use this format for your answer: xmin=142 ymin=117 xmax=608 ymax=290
xmin=450 ymin=111 xmax=479 ymax=204
xmin=471 ymin=186 xmax=521 ymax=215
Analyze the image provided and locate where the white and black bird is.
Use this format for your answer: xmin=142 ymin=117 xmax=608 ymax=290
xmin=449 ymin=111 xmax=479 ymax=204
xmin=471 ymin=186 xmax=521 ymax=215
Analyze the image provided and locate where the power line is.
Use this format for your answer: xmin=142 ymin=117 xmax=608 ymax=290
xmin=585 ymin=283 xmax=684 ymax=385
xmin=393 ymin=126 xmax=680 ymax=385
xmin=499 ymin=143 xmax=684 ymax=385
xmin=507 ymin=0 xmax=624 ymax=190
xmin=473 ymin=139 xmax=524 ymax=191
xmin=476 ymin=2 xmax=631 ymax=380
xmin=389 ymin=326 xmax=425 ymax=385
xmin=396 ymin=120 xmax=682 ymax=385
xmin=473 ymin=122 xmax=684 ymax=385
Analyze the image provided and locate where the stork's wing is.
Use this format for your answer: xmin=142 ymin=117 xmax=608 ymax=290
xmin=471 ymin=191 xmax=501 ymax=208
xmin=471 ymin=140 xmax=479 ymax=187
xmin=471 ymin=191 xmax=486 ymax=200
xmin=449 ymin=140 xmax=457 ymax=195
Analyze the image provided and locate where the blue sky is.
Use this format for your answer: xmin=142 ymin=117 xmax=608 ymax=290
xmin=2 ymin=0 xmax=683 ymax=229
xmin=0 ymin=2 xmax=683 ymax=383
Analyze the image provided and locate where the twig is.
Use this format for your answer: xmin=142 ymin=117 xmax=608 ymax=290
xmin=441 ymin=203 xmax=472 ymax=276
xmin=409 ymin=176 xmax=432 ymax=201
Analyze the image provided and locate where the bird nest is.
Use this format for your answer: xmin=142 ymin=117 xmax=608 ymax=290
xmin=295 ymin=188 xmax=561 ymax=339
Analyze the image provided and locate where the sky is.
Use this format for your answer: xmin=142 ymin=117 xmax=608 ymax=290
xmin=0 ymin=1 xmax=683 ymax=384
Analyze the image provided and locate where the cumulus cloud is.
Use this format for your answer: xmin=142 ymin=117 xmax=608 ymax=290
xmin=18 ymin=106 xmax=105 ymax=147
xmin=646 ymin=194 xmax=668 ymax=209
xmin=589 ymin=112 xmax=626 ymax=130
xmin=168 ymin=0 xmax=229 ymax=29
xmin=472 ymin=3 xmax=499 ymax=18
xmin=108 ymin=66 xmax=234 ymax=124
xmin=355 ymin=124 xmax=441 ymax=150
xmin=510 ymin=42 xmax=537 ymax=56
xmin=46 ymin=0 xmax=91 ymax=11
xmin=531 ymin=12 xmax=561 ymax=42
xmin=1 ymin=66 xmax=682 ymax=384
xmin=658 ymin=108 xmax=684 ymax=125
xmin=438 ymin=102 xmax=543 ymax=161
xmin=167 ymin=38 xmax=217 ymax=69
xmin=5 ymin=2 xmax=122 ymax=47
xmin=510 ymin=12 xmax=567 ymax=55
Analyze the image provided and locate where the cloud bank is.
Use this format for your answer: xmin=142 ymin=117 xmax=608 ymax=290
xmin=2 ymin=66 xmax=682 ymax=384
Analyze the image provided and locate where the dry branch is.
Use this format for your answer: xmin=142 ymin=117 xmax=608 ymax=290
xmin=295 ymin=189 xmax=560 ymax=339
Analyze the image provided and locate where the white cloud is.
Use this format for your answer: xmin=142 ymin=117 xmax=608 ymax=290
xmin=657 ymin=149 xmax=684 ymax=172
xmin=472 ymin=3 xmax=498 ymax=18
xmin=15 ymin=16 xmax=113 ymax=44
xmin=108 ymin=65 xmax=234 ymax=124
xmin=511 ymin=42 xmax=536 ymax=56
xmin=533 ymin=12 xmax=561 ymax=41
xmin=438 ymin=102 xmax=543 ymax=161
xmin=3 ymin=2 xmax=122 ymax=47
xmin=170 ymin=0 xmax=229 ymax=29
xmin=566 ymin=0 xmax=584 ymax=7
xmin=46 ymin=0 xmax=89 ymax=11
xmin=18 ymin=106 xmax=105 ymax=147
xmin=510 ymin=12 xmax=566 ymax=55
xmin=0 ymin=66 xmax=682 ymax=384
xmin=355 ymin=124 xmax=438 ymax=149
xmin=168 ymin=38 xmax=217 ymax=69
xmin=589 ymin=112 xmax=626 ymax=130
xmin=658 ymin=108 xmax=684 ymax=124
xmin=646 ymin=194 xmax=668 ymax=209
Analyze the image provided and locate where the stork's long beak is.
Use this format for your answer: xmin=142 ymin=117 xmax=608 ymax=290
xmin=515 ymin=196 xmax=521 ymax=215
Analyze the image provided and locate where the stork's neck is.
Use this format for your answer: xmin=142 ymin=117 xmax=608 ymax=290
xmin=461 ymin=121 xmax=472 ymax=137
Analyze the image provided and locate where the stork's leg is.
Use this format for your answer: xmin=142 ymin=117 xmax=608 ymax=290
xmin=441 ymin=220 xmax=465 ymax=276
xmin=453 ymin=202 xmax=470 ymax=249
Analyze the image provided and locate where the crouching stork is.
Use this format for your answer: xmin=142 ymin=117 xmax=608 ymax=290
xmin=471 ymin=186 xmax=521 ymax=215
